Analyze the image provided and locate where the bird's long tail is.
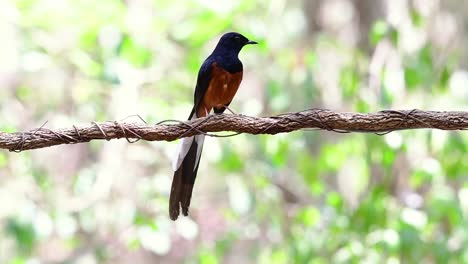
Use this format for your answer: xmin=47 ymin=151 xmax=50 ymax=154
xmin=169 ymin=109 xmax=205 ymax=220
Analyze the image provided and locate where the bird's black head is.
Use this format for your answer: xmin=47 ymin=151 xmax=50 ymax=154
xmin=214 ymin=32 xmax=257 ymax=54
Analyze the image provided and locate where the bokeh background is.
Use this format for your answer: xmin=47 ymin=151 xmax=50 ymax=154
xmin=1 ymin=0 xmax=468 ymax=263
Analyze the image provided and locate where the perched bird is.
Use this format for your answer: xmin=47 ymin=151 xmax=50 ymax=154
xmin=170 ymin=32 xmax=257 ymax=220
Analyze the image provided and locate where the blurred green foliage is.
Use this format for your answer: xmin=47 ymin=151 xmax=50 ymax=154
xmin=0 ymin=0 xmax=468 ymax=263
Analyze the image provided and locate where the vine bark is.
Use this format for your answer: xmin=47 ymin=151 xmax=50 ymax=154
xmin=0 ymin=109 xmax=467 ymax=152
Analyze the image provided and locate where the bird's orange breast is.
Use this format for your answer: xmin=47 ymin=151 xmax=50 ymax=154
xmin=197 ymin=63 xmax=243 ymax=117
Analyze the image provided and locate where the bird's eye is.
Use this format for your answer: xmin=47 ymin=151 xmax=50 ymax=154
xmin=234 ymin=36 xmax=241 ymax=39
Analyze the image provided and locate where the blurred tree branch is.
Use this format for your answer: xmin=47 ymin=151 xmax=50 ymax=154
xmin=1 ymin=109 xmax=467 ymax=152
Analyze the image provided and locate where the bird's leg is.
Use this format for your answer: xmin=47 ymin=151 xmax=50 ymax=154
xmin=223 ymin=105 xmax=237 ymax=115
xmin=212 ymin=104 xmax=237 ymax=115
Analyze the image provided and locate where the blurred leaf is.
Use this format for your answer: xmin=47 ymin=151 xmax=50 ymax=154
xmin=398 ymin=223 xmax=422 ymax=260
xmin=6 ymin=218 xmax=36 ymax=255
xmin=369 ymin=20 xmax=389 ymax=46
xmin=199 ymin=250 xmax=218 ymax=264
xmin=326 ymin=192 xmax=344 ymax=211
xmin=410 ymin=170 xmax=433 ymax=188
xmin=128 ymin=238 xmax=141 ymax=250
xmin=296 ymin=207 xmax=320 ymax=227
xmin=382 ymin=147 xmax=396 ymax=167
xmin=133 ymin=212 xmax=158 ymax=231
xmin=319 ymin=144 xmax=346 ymax=172
xmin=437 ymin=56 xmax=457 ymax=90
xmin=404 ymin=67 xmax=422 ymax=88
xmin=355 ymin=99 xmax=370 ymax=113
xmin=267 ymin=80 xmax=290 ymax=111
xmin=389 ymin=27 xmax=399 ymax=46
xmin=352 ymin=186 xmax=389 ymax=232
xmin=271 ymin=249 xmax=288 ymax=264
xmin=404 ymin=45 xmax=435 ymax=89
xmin=305 ymin=51 xmax=317 ymax=68
xmin=0 ymin=152 xmax=7 ymax=168
xmin=118 ymin=36 xmax=152 ymax=67
xmin=432 ymin=239 xmax=451 ymax=263
xmin=70 ymin=50 xmax=102 ymax=77
xmin=15 ymin=86 xmax=32 ymax=101
xmin=428 ymin=191 xmax=462 ymax=227
xmin=265 ymin=136 xmax=289 ymax=167
xmin=220 ymin=145 xmax=244 ymax=172
xmin=297 ymin=151 xmax=321 ymax=195
xmin=410 ymin=9 xmax=424 ymax=27
xmin=215 ymin=233 xmax=236 ymax=259
xmin=32 ymin=169 xmax=51 ymax=190
xmin=340 ymin=66 xmax=360 ymax=98
xmin=8 ymin=258 xmax=26 ymax=264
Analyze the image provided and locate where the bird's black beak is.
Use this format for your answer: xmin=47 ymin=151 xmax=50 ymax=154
xmin=246 ymin=40 xmax=258 ymax=45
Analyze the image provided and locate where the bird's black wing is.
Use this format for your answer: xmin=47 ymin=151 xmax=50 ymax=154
xmin=189 ymin=56 xmax=215 ymax=119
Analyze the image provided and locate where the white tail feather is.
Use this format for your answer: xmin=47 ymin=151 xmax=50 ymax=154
xmin=172 ymin=136 xmax=194 ymax=171
xmin=172 ymin=109 xmax=207 ymax=172
xmin=194 ymin=134 xmax=205 ymax=171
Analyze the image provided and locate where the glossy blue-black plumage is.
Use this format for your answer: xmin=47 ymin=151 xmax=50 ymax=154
xmin=190 ymin=32 xmax=256 ymax=119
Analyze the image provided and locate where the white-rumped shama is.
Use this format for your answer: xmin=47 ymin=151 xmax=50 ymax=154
xmin=170 ymin=32 xmax=257 ymax=220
